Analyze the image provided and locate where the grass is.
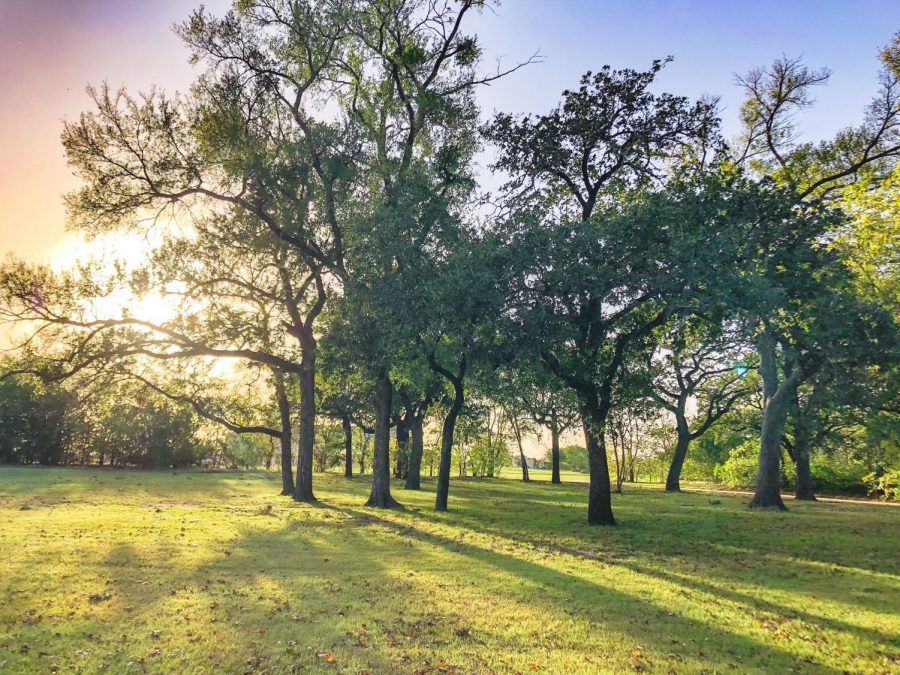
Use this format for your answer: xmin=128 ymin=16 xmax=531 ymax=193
xmin=1 ymin=468 xmax=898 ymax=674
xmin=497 ymin=467 xmax=591 ymax=483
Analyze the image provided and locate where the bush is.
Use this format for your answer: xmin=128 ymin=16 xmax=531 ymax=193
xmin=864 ymin=469 xmax=900 ymax=500
xmin=713 ymin=440 xmax=796 ymax=488
xmin=713 ymin=441 xmax=758 ymax=487
xmin=810 ymin=455 xmax=869 ymax=495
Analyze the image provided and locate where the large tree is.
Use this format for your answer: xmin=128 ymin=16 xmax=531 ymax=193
xmin=730 ymin=46 xmax=900 ymax=509
xmin=487 ymin=62 xmax=719 ymax=524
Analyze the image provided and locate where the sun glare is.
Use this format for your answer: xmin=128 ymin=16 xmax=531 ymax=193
xmin=49 ymin=230 xmax=180 ymax=325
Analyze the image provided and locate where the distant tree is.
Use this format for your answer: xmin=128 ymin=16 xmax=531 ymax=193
xmin=0 ymin=373 xmax=71 ymax=466
xmin=641 ymin=320 xmax=756 ymax=492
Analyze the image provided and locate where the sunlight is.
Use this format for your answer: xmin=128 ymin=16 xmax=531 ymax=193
xmin=49 ymin=230 xmax=181 ymax=324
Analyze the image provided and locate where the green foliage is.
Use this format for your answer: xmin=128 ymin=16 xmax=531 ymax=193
xmin=865 ymin=469 xmax=900 ymax=500
xmin=0 ymin=375 xmax=71 ymax=466
xmin=810 ymin=455 xmax=870 ymax=495
xmin=836 ymin=164 xmax=900 ymax=315
xmin=713 ymin=441 xmax=763 ymax=487
xmin=556 ymin=444 xmax=589 ymax=472
xmin=221 ymin=433 xmax=273 ymax=470
xmin=468 ymin=435 xmax=510 ymax=477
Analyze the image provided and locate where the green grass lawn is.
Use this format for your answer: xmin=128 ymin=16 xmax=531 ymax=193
xmin=1 ymin=468 xmax=898 ymax=674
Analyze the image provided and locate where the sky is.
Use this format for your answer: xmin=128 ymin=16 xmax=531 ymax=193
xmin=0 ymin=0 xmax=897 ymax=263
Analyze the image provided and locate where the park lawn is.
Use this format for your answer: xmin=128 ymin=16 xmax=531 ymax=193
xmin=0 ymin=468 xmax=898 ymax=674
xmin=497 ymin=467 xmax=591 ymax=483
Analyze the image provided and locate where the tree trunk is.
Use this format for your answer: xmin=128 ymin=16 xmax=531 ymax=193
xmin=435 ymin=384 xmax=464 ymax=512
xmin=749 ymin=332 xmax=789 ymax=510
xmin=395 ymin=418 xmax=409 ymax=479
xmin=293 ymin=350 xmax=316 ymax=503
xmin=793 ymin=411 xmax=816 ymax=501
xmin=611 ymin=432 xmax=623 ymax=494
xmin=275 ymin=376 xmax=295 ymax=496
xmin=582 ymin=407 xmax=616 ymax=526
xmin=405 ymin=415 xmax=424 ymax=490
xmin=550 ymin=422 xmax=561 ymax=485
xmin=342 ymin=415 xmax=353 ymax=479
xmin=665 ymin=417 xmax=690 ymax=493
xmin=366 ymin=371 xmax=400 ymax=508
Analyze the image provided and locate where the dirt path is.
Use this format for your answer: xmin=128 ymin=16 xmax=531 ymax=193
xmin=683 ymin=485 xmax=899 ymax=507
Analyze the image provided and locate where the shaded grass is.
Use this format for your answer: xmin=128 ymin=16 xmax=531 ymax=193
xmin=0 ymin=467 xmax=898 ymax=674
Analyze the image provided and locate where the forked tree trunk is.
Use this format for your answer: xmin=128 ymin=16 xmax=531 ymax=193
xmin=366 ymin=372 xmax=400 ymax=508
xmin=275 ymin=376 xmax=295 ymax=496
xmin=582 ymin=407 xmax=616 ymax=526
xmin=342 ymin=415 xmax=353 ymax=478
xmin=666 ymin=417 xmax=690 ymax=493
xmin=749 ymin=331 xmax=789 ymax=511
xmin=293 ymin=350 xmax=316 ymax=503
xmin=405 ymin=415 xmax=424 ymax=490
xmin=550 ymin=422 xmax=561 ymax=485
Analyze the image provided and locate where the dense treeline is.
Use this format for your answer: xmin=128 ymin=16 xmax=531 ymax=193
xmin=0 ymin=1 xmax=898 ymax=519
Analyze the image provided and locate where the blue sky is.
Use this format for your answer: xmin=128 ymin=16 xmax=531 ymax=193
xmin=1 ymin=0 xmax=897 ymax=260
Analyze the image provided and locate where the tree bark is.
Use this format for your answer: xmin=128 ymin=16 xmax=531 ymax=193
xmin=366 ymin=371 xmax=400 ymax=508
xmin=665 ymin=416 xmax=690 ymax=493
xmin=435 ymin=379 xmax=464 ymax=512
xmin=582 ymin=406 xmax=616 ymax=526
xmin=793 ymin=410 xmax=816 ymax=501
xmin=342 ymin=414 xmax=353 ymax=479
xmin=550 ymin=418 xmax=561 ymax=485
xmin=275 ymin=376 xmax=295 ymax=496
xmin=395 ymin=418 xmax=409 ymax=479
xmin=405 ymin=414 xmax=424 ymax=490
xmin=293 ymin=349 xmax=316 ymax=503
xmin=749 ymin=331 xmax=789 ymax=510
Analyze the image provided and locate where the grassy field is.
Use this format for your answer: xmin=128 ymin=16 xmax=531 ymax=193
xmin=1 ymin=468 xmax=898 ymax=674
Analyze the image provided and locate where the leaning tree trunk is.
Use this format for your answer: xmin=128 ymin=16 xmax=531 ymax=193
xmin=435 ymin=385 xmax=464 ymax=512
xmin=665 ymin=417 xmax=691 ymax=493
xmin=292 ymin=348 xmax=317 ymax=503
xmin=749 ymin=332 xmax=790 ymax=511
xmin=582 ymin=405 xmax=616 ymax=526
xmin=793 ymin=410 xmax=816 ymax=501
xmin=275 ymin=376 xmax=295 ymax=496
xmin=342 ymin=415 xmax=353 ymax=479
xmin=366 ymin=372 xmax=400 ymax=508
xmin=395 ymin=418 xmax=409 ymax=479
xmin=550 ymin=419 xmax=561 ymax=485
xmin=405 ymin=415 xmax=425 ymax=490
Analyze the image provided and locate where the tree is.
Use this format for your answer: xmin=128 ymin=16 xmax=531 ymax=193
xmin=731 ymin=46 xmax=900 ymax=509
xmin=641 ymin=319 xmax=756 ymax=492
xmin=0 ymin=373 xmax=72 ymax=466
xmin=318 ymin=0 xmax=533 ymax=510
xmin=488 ymin=63 xmax=720 ymax=524
xmin=499 ymin=363 xmax=579 ymax=484
xmin=0 ymin=227 xmax=320 ymax=499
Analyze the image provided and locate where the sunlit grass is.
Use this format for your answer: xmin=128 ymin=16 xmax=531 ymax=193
xmin=1 ymin=467 xmax=898 ymax=673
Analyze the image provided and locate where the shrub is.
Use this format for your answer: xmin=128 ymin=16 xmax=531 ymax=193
xmin=864 ymin=469 xmax=900 ymax=500
xmin=713 ymin=441 xmax=758 ymax=487
xmin=810 ymin=455 xmax=869 ymax=495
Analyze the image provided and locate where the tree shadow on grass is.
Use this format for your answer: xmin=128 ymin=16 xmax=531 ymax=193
xmin=316 ymin=505 xmax=836 ymax=673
